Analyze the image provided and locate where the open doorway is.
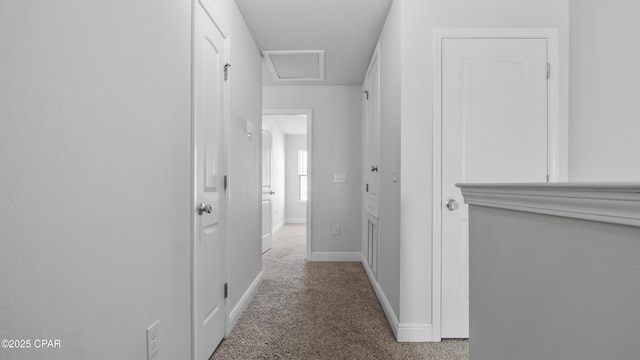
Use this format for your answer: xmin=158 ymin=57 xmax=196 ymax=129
xmin=262 ymin=109 xmax=312 ymax=260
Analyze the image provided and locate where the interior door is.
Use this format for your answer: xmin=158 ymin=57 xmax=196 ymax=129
xmin=441 ymin=38 xmax=549 ymax=338
xmin=365 ymin=50 xmax=380 ymax=217
xmin=261 ymin=129 xmax=273 ymax=253
xmin=193 ymin=1 xmax=227 ymax=358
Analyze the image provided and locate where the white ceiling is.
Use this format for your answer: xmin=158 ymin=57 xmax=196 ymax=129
xmin=264 ymin=115 xmax=307 ymax=135
xmin=234 ymin=0 xmax=393 ymax=86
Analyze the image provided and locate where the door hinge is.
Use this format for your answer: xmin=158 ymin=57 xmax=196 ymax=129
xmin=224 ymin=283 xmax=228 ymax=298
xmin=546 ymin=63 xmax=551 ymax=79
xmin=224 ymin=175 xmax=228 ymax=190
xmin=366 ymin=183 xmax=369 ymax=192
xmin=224 ymin=63 xmax=231 ymax=82
xmin=363 ymin=90 xmax=369 ymax=100
xmin=547 ymin=174 xmax=550 ymax=182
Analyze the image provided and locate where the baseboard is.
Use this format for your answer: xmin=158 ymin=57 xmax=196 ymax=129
xmin=397 ymin=324 xmax=433 ymax=342
xmin=360 ymin=254 xmax=434 ymax=342
xmin=227 ymin=271 xmax=264 ymax=336
xmin=273 ymin=221 xmax=285 ymax=234
xmin=311 ymin=252 xmax=361 ymax=262
xmin=361 ymin=254 xmax=399 ymax=339
xmin=285 ymin=218 xmax=306 ymax=224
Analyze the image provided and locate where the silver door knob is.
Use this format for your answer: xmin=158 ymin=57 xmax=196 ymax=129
xmin=445 ymin=199 xmax=459 ymax=211
xmin=197 ymin=202 xmax=212 ymax=215
xmin=269 ymin=190 xmax=275 ymax=195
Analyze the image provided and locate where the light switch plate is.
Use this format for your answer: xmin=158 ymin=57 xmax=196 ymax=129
xmin=334 ymin=173 xmax=347 ymax=183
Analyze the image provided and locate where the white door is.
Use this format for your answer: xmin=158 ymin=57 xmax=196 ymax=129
xmin=193 ymin=1 xmax=227 ymax=358
xmin=441 ymin=38 xmax=549 ymax=338
xmin=365 ymin=49 xmax=380 ymax=217
xmin=261 ymin=129 xmax=273 ymax=253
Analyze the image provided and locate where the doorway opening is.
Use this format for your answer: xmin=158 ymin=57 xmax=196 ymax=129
xmin=262 ymin=109 xmax=313 ymax=260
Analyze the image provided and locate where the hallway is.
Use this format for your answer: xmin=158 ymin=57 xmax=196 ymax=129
xmin=211 ymin=225 xmax=468 ymax=359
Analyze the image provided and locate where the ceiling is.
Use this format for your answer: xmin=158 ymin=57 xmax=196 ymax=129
xmin=234 ymin=0 xmax=393 ymax=86
xmin=264 ymin=115 xmax=307 ymax=135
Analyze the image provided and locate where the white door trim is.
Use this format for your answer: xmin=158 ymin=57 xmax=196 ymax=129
xmin=431 ymin=27 xmax=565 ymax=341
xmin=263 ymin=109 xmax=313 ymax=261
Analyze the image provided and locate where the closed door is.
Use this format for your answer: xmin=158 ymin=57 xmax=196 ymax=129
xmin=441 ymin=38 xmax=549 ymax=338
xmin=365 ymin=49 xmax=380 ymax=217
xmin=193 ymin=1 xmax=227 ymax=358
xmin=262 ymin=129 xmax=273 ymax=253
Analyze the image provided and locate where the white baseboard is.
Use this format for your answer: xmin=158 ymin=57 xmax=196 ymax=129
xmin=227 ymin=271 xmax=264 ymax=335
xmin=285 ymin=218 xmax=306 ymax=224
xmin=311 ymin=252 xmax=361 ymax=262
xmin=361 ymin=254 xmax=399 ymax=339
xmin=397 ymin=324 xmax=433 ymax=342
xmin=360 ymin=254 xmax=434 ymax=342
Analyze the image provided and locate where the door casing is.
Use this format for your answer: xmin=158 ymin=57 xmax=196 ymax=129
xmin=431 ymin=27 xmax=566 ymax=341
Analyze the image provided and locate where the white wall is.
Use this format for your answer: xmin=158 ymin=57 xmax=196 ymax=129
xmin=365 ymin=0 xmax=570 ymax=340
xmin=0 ymin=0 xmax=262 ymax=358
xmin=263 ymin=86 xmax=362 ymax=256
xmin=569 ymin=0 xmax=640 ymax=181
xmin=401 ymin=0 xmax=570 ymax=330
xmin=285 ymin=135 xmax=308 ymax=222
xmin=206 ymin=0 xmax=264 ymax=335
xmin=262 ymin=118 xmax=286 ymax=231
xmin=374 ymin=0 xmax=403 ymax=320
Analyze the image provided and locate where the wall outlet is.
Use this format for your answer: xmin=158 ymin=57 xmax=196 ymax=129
xmin=332 ymin=224 xmax=340 ymax=235
xmin=146 ymin=320 xmax=159 ymax=359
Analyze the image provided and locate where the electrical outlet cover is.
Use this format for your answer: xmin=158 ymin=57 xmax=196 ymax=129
xmin=146 ymin=320 xmax=159 ymax=359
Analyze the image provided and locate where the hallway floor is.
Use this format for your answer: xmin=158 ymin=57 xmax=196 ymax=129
xmin=211 ymin=224 xmax=468 ymax=359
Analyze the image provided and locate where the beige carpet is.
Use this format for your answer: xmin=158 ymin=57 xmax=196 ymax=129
xmin=211 ymin=224 xmax=468 ymax=360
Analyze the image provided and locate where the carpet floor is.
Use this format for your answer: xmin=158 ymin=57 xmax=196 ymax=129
xmin=211 ymin=224 xmax=469 ymax=360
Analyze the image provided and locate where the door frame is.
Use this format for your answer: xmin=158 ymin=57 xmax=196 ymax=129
xmin=263 ymin=108 xmax=313 ymax=261
xmin=190 ymin=0 xmax=231 ymax=357
xmin=431 ymin=27 xmax=565 ymax=341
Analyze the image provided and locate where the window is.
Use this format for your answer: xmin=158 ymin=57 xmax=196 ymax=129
xmin=298 ymin=149 xmax=307 ymax=201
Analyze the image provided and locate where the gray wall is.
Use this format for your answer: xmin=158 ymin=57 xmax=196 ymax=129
xmin=469 ymin=206 xmax=640 ymax=360
xmin=263 ymin=86 xmax=362 ymax=255
xmin=0 ymin=1 xmax=262 ymax=358
xmin=569 ymin=0 xmax=640 ymax=181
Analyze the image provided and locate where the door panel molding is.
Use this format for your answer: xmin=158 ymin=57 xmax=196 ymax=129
xmin=431 ymin=27 xmax=565 ymax=341
xmin=192 ymin=0 xmax=229 ymax=357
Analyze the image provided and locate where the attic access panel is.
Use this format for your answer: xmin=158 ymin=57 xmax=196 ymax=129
xmin=263 ymin=50 xmax=325 ymax=81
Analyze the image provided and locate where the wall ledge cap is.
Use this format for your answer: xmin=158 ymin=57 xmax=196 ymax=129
xmin=457 ymin=182 xmax=640 ymax=227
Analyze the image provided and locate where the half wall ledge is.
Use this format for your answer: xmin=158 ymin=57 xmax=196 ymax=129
xmin=456 ymin=182 xmax=640 ymax=228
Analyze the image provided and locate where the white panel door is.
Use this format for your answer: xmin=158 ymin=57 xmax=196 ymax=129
xmin=193 ymin=1 xmax=226 ymax=358
xmin=441 ymin=38 xmax=549 ymax=338
xmin=365 ymin=50 xmax=380 ymax=217
xmin=261 ymin=129 xmax=273 ymax=253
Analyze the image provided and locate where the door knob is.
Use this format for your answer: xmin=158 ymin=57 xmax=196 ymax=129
xmin=371 ymin=165 xmax=378 ymax=172
xmin=197 ymin=202 xmax=213 ymax=215
xmin=445 ymin=199 xmax=459 ymax=211
xmin=269 ymin=190 xmax=275 ymax=195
